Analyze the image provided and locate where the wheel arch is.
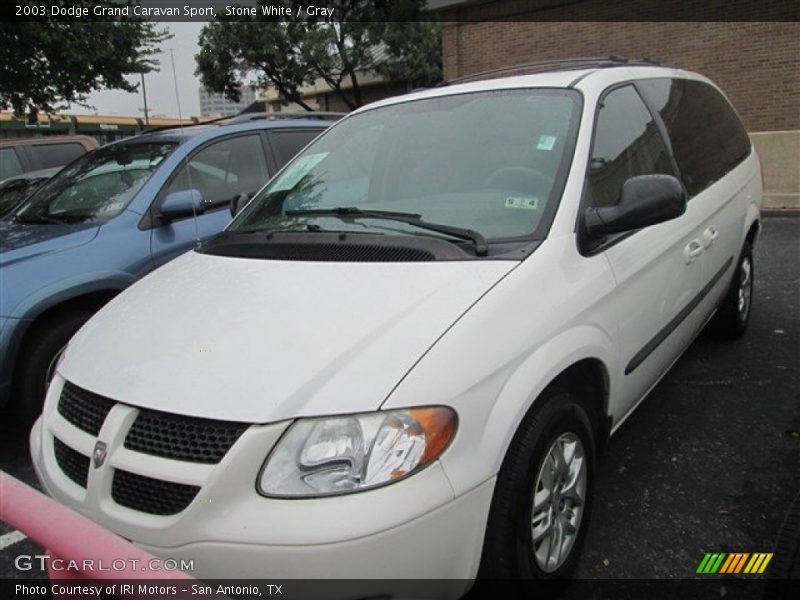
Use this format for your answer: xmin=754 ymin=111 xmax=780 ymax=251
xmin=496 ymin=356 xmax=612 ymax=467
xmin=4 ymin=285 xmax=127 ymax=389
xmin=742 ymin=198 xmax=761 ymax=249
xmin=489 ymin=330 xmax=615 ymax=460
xmin=455 ymin=329 xmax=617 ymax=497
xmin=476 ymin=355 xmax=609 ymax=580
xmin=546 ymin=357 xmax=611 ymax=453
xmin=745 ymin=218 xmax=761 ymax=249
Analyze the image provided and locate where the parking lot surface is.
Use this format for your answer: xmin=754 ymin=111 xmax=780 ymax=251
xmin=573 ymin=215 xmax=799 ymax=580
xmin=1 ymin=215 xmax=798 ymax=586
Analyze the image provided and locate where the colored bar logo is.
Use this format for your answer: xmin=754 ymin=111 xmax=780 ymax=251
xmin=697 ymin=552 xmax=773 ymax=574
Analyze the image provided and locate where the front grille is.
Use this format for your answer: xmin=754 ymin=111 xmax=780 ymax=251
xmin=53 ymin=438 xmax=90 ymax=488
xmin=58 ymin=382 xmax=115 ymax=435
xmin=112 ymin=469 xmax=200 ymax=516
xmin=124 ymin=409 xmax=248 ymax=464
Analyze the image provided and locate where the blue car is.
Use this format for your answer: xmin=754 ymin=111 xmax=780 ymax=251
xmin=0 ymin=114 xmax=336 ymax=423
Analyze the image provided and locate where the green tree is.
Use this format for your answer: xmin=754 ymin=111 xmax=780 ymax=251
xmin=0 ymin=5 xmax=169 ymax=118
xmin=196 ymin=0 xmax=442 ymax=112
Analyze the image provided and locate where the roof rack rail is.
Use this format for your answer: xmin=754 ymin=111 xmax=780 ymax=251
xmin=137 ymin=112 xmax=345 ymax=136
xmin=139 ymin=114 xmax=229 ymax=135
xmin=223 ymin=111 xmax=346 ymax=124
xmin=439 ymin=56 xmax=661 ymax=87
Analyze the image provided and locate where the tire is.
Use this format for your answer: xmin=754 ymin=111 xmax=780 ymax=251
xmin=10 ymin=310 xmax=92 ymax=428
xmin=479 ymin=388 xmax=596 ymax=591
xmin=765 ymin=490 xmax=800 ymax=599
xmin=710 ymin=240 xmax=754 ymax=340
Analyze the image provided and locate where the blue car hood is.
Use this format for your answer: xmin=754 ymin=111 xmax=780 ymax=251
xmin=0 ymin=220 xmax=100 ymax=268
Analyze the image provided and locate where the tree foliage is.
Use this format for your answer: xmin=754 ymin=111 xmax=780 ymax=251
xmin=196 ymin=0 xmax=442 ymax=111
xmin=0 ymin=3 xmax=169 ymax=118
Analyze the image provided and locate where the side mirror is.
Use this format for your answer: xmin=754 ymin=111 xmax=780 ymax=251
xmin=584 ymin=174 xmax=686 ymax=237
xmin=230 ymin=193 xmax=249 ymax=217
xmin=160 ymin=189 xmax=205 ymax=222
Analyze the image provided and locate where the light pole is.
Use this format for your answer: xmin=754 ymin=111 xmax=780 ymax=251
xmin=140 ymin=73 xmax=150 ymax=125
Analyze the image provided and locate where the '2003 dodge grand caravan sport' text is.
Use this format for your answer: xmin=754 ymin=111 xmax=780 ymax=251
xmin=32 ymin=59 xmax=761 ymax=595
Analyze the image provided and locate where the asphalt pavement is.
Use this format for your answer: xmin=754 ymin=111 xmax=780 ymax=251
xmin=573 ymin=214 xmax=800 ymax=580
xmin=1 ymin=215 xmax=798 ymax=588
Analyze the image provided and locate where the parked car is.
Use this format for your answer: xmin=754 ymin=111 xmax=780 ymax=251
xmin=31 ymin=60 xmax=760 ymax=594
xmin=1 ymin=114 xmax=336 ymax=424
xmin=0 ymin=167 xmax=60 ymax=218
xmin=0 ymin=135 xmax=98 ymax=181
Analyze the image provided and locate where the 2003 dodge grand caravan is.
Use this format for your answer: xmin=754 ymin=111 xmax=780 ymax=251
xmin=32 ymin=59 xmax=761 ymax=594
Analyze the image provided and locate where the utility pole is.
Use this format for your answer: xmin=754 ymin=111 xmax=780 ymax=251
xmin=140 ymin=73 xmax=150 ymax=125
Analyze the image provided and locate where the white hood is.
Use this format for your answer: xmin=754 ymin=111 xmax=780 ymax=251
xmin=60 ymin=252 xmax=516 ymax=423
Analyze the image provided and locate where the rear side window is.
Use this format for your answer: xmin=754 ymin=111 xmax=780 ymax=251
xmin=31 ymin=143 xmax=87 ymax=169
xmin=164 ymin=134 xmax=269 ymax=208
xmin=269 ymin=129 xmax=323 ymax=169
xmin=638 ymin=78 xmax=751 ymax=197
xmin=588 ymin=85 xmax=675 ymax=208
xmin=0 ymin=147 xmax=24 ymax=180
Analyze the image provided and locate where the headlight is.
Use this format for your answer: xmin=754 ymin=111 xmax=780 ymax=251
xmin=258 ymin=407 xmax=457 ymax=497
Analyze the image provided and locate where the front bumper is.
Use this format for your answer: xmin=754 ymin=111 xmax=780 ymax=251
xmin=30 ymin=376 xmax=494 ymax=589
xmin=136 ymin=478 xmax=493 ymax=584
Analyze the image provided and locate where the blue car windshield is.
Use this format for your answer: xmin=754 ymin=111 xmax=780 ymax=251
xmin=14 ymin=142 xmax=176 ymax=224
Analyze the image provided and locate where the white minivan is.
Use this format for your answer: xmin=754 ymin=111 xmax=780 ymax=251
xmin=32 ymin=59 xmax=761 ymax=594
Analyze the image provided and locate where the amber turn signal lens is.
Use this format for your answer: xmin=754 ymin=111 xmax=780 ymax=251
xmin=410 ymin=406 xmax=457 ymax=466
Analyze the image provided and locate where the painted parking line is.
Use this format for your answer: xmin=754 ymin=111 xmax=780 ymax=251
xmin=0 ymin=530 xmax=27 ymax=550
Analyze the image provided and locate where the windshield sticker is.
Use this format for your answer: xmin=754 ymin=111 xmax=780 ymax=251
xmin=271 ymin=152 xmax=329 ymax=192
xmin=505 ymin=195 xmax=539 ymax=210
xmin=537 ymin=135 xmax=558 ymax=151
xmin=98 ymin=200 xmax=125 ymax=215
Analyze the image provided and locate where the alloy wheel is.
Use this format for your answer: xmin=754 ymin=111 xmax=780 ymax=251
xmin=737 ymin=256 xmax=752 ymax=320
xmin=530 ymin=432 xmax=587 ymax=573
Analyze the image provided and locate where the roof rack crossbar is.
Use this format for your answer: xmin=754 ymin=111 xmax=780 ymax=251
xmin=440 ymin=56 xmax=660 ymax=86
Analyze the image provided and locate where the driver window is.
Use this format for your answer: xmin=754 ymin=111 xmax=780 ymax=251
xmin=589 ymin=85 xmax=675 ymax=208
xmin=163 ymin=134 xmax=268 ymax=210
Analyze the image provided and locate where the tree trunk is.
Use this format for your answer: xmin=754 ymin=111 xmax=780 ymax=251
xmin=346 ymin=68 xmax=363 ymax=107
xmin=332 ymin=87 xmax=357 ymax=110
xmin=286 ymin=95 xmax=315 ymax=111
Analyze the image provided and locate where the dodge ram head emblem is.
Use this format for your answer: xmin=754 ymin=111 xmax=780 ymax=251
xmin=92 ymin=441 xmax=108 ymax=469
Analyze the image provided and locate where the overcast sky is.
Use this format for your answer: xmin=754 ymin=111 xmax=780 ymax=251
xmin=69 ymin=23 xmax=206 ymax=118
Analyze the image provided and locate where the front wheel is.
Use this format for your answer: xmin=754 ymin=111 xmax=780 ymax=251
xmin=11 ymin=310 xmax=92 ymax=427
xmin=479 ymin=389 xmax=596 ymax=586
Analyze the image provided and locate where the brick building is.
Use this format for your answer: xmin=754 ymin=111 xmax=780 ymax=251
xmin=434 ymin=1 xmax=799 ymax=207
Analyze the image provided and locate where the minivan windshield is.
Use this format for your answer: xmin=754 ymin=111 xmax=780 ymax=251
xmin=13 ymin=141 xmax=176 ymax=224
xmin=229 ymin=89 xmax=581 ymax=245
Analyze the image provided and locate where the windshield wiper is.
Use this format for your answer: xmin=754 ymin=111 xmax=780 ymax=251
xmin=284 ymin=207 xmax=488 ymax=256
xmin=16 ymin=213 xmax=92 ymax=225
xmin=13 ymin=214 xmax=64 ymax=225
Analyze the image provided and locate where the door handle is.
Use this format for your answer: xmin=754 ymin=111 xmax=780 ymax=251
xmin=703 ymin=226 xmax=718 ymax=248
xmin=684 ymin=239 xmax=704 ymax=264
